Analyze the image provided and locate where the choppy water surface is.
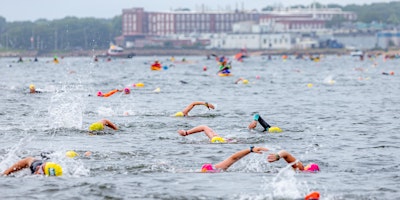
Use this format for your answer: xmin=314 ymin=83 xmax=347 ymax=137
xmin=0 ymin=55 xmax=399 ymax=199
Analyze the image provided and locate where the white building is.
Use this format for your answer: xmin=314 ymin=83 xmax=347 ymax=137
xmin=208 ymin=33 xmax=292 ymax=49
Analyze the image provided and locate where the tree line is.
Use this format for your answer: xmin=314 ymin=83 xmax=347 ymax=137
xmin=0 ymin=16 xmax=121 ymax=52
xmin=1 ymin=2 xmax=400 ymax=52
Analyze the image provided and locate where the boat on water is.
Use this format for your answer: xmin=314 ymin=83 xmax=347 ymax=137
xmin=97 ymin=44 xmax=135 ymax=58
xmin=350 ymin=49 xmax=363 ymax=57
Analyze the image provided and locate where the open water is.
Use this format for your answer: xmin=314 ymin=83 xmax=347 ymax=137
xmin=0 ymin=54 xmax=399 ymax=199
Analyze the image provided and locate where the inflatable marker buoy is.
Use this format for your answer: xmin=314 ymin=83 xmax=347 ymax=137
xmin=211 ymin=136 xmax=226 ymax=143
xmin=174 ymin=112 xmax=184 ymax=117
xmin=66 ymin=150 xmax=79 ymax=158
xmin=134 ymin=82 xmax=145 ymax=87
xmin=268 ymin=126 xmax=282 ymax=133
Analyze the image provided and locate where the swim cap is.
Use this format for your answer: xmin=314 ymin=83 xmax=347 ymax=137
xmin=97 ymin=91 xmax=103 ymax=96
xmin=211 ymin=136 xmax=226 ymax=143
xmin=268 ymin=126 xmax=282 ymax=133
xmin=124 ymin=87 xmax=130 ymax=93
xmin=253 ymin=114 xmax=260 ymax=121
xmin=89 ymin=122 xmax=104 ymax=131
xmin=305 ymin=191 xmax=320 ymax=200
xmin=174 ymin=111 xmax=184 ymax=117
xmin=44 ymin=162 xmax=63 ymax=176
xmin=29 ymin=84 xmax=35 ymax=89
xmin=201 ymin=163 xmax=215 ymax=173
xmin=304 ymin=163 xmax=320 ymax=172
xmin=242 ymin=79 xmax=249 ymax=84
xmin=66 ymin=150 xmax=79 ymax=158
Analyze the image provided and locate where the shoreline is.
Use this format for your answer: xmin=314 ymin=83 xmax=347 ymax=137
xmin=1 ymin=48 xmax=398 ymax=58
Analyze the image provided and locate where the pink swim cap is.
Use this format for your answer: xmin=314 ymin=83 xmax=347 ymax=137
xmin=97 ymin=91 xmax=103 ymax=96
xmin=124 ymin=87 xmax=130 ymax=93
xmin=201 ymin=163 xmax=215 ymax=173
xmin=304 ymin=163 xmax=320 ymax=172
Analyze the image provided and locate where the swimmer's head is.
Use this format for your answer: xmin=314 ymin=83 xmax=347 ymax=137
xmin=242 ymin=79 xmax=249 ymax=84
xmin=211 ymin=136 xmax=226 ymax=143
xmin=97 ymin=91 xmax=103 ymax=97
xmin=124 ymin=87 xmax=130 ymax=94
xmin=89 ymin=122 xmax=104 ymax=131
xmin=29 ymin=84 xmax=35 ymax=89
xmin=44 ymin=162 xmax=63 ymax=176
xmin=66 ymin=150 xmax=79 ymax=158
xmin=201 ymin=163 xmax=216 ymax=173
xmin=174 ymin=111 xmax=184 ymax=117
xmin=268 ymin=126 xmax=282 ymax=133
xmin=304 ymin=163 xmax=320 ymax=172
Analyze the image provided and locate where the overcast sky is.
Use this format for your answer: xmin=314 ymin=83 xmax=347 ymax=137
xmin=0 ymin=0 xmax=393 ymax=22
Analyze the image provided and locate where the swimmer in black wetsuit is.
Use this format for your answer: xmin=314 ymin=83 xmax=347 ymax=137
xmin=2 ymin=156 xmax=62 ymax=176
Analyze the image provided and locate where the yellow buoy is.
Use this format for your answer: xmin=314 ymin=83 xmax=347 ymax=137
xmin=268 ymin=126 xmax=282 ymax=133
xmin=135 ymin=82 xmax=145 ymax=87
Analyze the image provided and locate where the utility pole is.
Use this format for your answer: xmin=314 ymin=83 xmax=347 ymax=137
xmin=54 ymin=29 xmax=58 ymax=50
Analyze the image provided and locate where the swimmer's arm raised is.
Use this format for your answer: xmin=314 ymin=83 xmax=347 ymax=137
xmin=181 ymin=101 xmax=215 ymax=116
xmin=267 ymin=150 xmax=304 ymax=170
xmin=3 ymin=157 xmax=35 ymax=175
xmin=101 ymin=119 xmax=118 ymax=130
xmin=215 ymin=147 xmax=268 ymax=171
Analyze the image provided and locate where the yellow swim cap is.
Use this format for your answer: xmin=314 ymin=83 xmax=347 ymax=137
xmin=174 ymin=112 xmax=184 ymax=117
xmin=44 ymin=162 xmax=63 ymax=176
xmin=211 ymin=136 xmax=226 ymax=143
xmin=66 ymin=150 xmax=79 ymax=158
xmin=268 ymin=126 xmax=282 ymax=133
xmin=242 ymin=79 xmax=249 ymax=84
xmin=89 ymin=122 xmax=104 ymax=131
xmin=29 ymin=84 xmax=35 ymax=89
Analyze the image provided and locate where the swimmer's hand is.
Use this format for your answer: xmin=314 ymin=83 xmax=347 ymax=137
xmin=252 ymin=147 xmax=268 ymax=154
xmin=205 ymin=102 xmax=215 ymax=110
xmin=248 ymin=121 xmax=257 ymax=129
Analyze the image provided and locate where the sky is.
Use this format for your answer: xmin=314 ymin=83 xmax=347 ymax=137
xmin=0 ymin=0 xmax=394 ymax=22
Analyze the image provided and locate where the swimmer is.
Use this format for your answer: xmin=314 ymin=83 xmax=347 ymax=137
xmin=267 ymin=150 xmax=320 ymax=172
xmin=248 ymin=113 xmax=282 ymax=133
xmin=2 ymin=156 xmax=62 ymax=176
xmin=178 ymin=125 xmax=226 ymax=143
xmin=88 ymin=119 xmax=118 ymax=132
xmin=29 ymin=84 xmax=41 ymax=93
xmin=201 ymin=146 xmax=268 ymax=172
xmin=174 ymin=101 xmax=215 ymax=117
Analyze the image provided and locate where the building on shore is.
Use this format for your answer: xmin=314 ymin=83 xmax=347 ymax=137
xmin=119 ymin=6 xmax=357 ymax=50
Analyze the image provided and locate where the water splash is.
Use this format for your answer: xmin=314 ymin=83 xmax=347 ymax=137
xmin=48 ymin=91 xmax=84 ymax=129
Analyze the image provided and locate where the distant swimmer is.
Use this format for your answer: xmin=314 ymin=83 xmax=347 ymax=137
xmin=2 ymin=156 xmax=62 ymax=177
xmin=97 ymin=89 xmax=122 ymax=97
xmin=177 ymin=125 xmax=226 ymax=143
xmin=29 ymin=84 xmax=41 ymax=94
xmin=17 ymin=57 xmax=23 ymax=63
xmin=248 ymin=113 xmax=282 ymax=133
xmin=174 ymin=101 xmax=215 ymax=117
xmin=88 ymin=119 xmax=118 ymax=133
xmin=201 ymin=146 xmax=268 ymax=172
